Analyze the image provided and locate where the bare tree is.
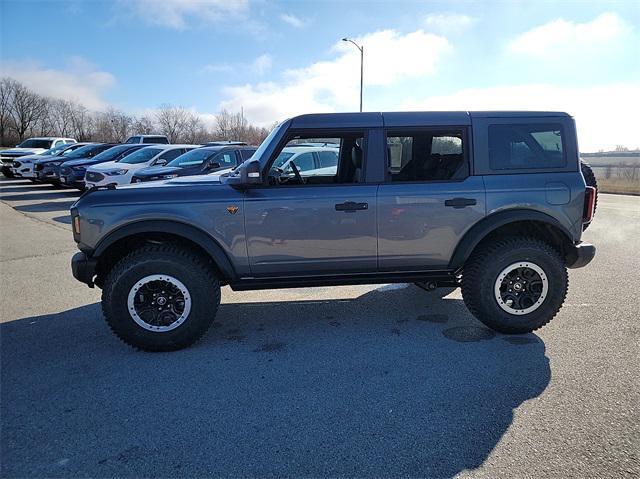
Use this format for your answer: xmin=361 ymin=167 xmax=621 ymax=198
xmin=70 ymin=104 xmax=94 ymax=141
xmin=155 ymin=104 xmax=194 ymax=143
xmin=9 ymin=82 xmax=47 ymax=141
xmin=0 ymin=78 xmax=17 ymax=145
xmin=131 ymin=115 xmax=156 ymax=135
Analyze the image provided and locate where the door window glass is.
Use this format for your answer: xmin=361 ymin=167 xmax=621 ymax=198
xmin=267 ymin=135 xmax=362 ymax=186
xmin=386 ymin=130 xmax=466 ymax=182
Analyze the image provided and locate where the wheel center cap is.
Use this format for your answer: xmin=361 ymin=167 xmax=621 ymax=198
xmin=156 ymin=296 xmax=167 ymax=306
xmin=513 ymin=282 xmax=523 ymax=291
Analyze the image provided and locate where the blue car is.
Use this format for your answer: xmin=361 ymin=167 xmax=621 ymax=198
xmin=131 ymin=145 xmax=256 ymax=183
xmin=58 ymin=144 xmax=147 ymax=189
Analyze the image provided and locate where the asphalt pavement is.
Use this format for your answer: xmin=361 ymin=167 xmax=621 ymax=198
xmin=0 ymin=178 xmax=638 ymax=478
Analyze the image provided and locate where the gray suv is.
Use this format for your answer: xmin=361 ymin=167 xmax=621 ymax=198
xmin=70 ymin=112 xmax=597 ymax=351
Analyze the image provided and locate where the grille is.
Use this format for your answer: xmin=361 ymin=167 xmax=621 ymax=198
xmin=86 ymin=171 xmax=105 ymax=182
xmin=60 ymin=167 xmax=72 ymax=176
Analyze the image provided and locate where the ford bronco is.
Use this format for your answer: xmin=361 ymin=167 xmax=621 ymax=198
xmin=70 ymin=111 xmax=597 ymax=351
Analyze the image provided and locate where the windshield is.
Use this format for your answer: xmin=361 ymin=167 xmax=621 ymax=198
xmin=91 ymin=145 xmax=136 ymax=162
xmin=167 ymin=149 xmax=215 ymax=168
xmin=63 ymin=144 xmax=108 ymax=159
xmin=17 ymin=139 xmax=54 ymax=149
xmin=118 ymin=147 xmax=162 ymax=164
xmin=40 ymin=143 xmax=70 ymax=156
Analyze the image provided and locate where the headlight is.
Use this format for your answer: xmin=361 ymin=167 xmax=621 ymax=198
xmin=72 ymin=166 xmax=86 ymax=172
xmin=23 ymin=159 xmax=32 ymax=164
xmin=106 ymin=169 xmax=128 ymax=176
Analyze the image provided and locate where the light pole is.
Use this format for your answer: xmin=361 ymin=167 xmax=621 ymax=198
xmin=342 ymin=37 xmax=363 ymax=112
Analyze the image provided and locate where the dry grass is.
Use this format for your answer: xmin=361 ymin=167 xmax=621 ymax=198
xmin=597 ymin=177 xmax=640 ymax=195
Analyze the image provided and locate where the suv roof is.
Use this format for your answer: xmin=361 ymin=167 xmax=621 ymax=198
xmin=289 ymin=111 xmax=571 ymax=129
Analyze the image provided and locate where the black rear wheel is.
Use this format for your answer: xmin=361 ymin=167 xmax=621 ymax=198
xmin=462 ymin=237 xmax=567 ymax=334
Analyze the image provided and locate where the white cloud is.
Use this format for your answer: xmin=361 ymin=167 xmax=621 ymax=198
xmin=124 ymin=0 xmax=248 ymax=29
xmin=401 ymin=83 xmax=640 ymax=152
xmin=510 ymin=12 xmax=632 ymax=57
xmin=424 ymin=13 xmax=475 ymax=33
xmin=280 ymin=13 xmax=307 ymax=28
xmin=251 ymin=54 xmax=272 ymax=76
xmin=0 ymin=57 xmax=115 ymax=110
xmin=218 ymin=29 xmax=451 ymax=124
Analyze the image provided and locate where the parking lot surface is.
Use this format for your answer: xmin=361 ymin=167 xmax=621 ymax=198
xmin=1 ymin=178 xmax=638 ymax=478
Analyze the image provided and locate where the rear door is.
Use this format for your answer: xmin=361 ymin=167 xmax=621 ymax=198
xmin=244 ymin=130 xmax=378 ymax=276
xmin=377 ymin=127 xmax=485 ymax=270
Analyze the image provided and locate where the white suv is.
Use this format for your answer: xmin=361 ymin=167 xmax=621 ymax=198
xmin=124 ymin=135 xmax=169 ymax=144
xmin=85 ymin=144 xmax=198 ymax=188
xmin=1 ymin=137 xmax=76 ymax=178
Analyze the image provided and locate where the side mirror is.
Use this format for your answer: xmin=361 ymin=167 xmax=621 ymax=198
xmin=227 ymin=160 xmax=262 ymax=188
xmin=155 ymin=159 xmax=167 ymax=166
xmin=241 ymin=160 xmax=262 ymax=184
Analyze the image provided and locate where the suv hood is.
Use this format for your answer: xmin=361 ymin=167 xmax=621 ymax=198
xmin=90 ymin=161 xmax=136 ymax=172
xmin=135 ymin=166 xmax=183 ymax=177
xmin=1 ymin=147 xmax=45 ymax=157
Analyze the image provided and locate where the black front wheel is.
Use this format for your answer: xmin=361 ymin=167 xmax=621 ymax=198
xmin=101 ymin=244 xmax=221 ymax=351
xmin=462 ymin=237 xmax=568 ymax=334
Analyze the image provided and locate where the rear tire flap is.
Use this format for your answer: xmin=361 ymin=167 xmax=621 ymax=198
xmin=462 ymin=236 xmax=568 ymax=334
xmin=102 ymin=244 xmax=220 ymax=351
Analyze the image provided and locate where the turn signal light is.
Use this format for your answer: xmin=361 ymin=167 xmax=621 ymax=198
xmin=583 ymin=186 xmax=596 ymax=224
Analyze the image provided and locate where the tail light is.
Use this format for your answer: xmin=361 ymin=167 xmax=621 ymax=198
xmin=583 ymin=186 xmax=596 ymax=224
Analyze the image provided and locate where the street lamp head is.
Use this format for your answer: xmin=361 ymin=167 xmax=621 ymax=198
xmin=341 ymin=37 xmax=348 ymax=42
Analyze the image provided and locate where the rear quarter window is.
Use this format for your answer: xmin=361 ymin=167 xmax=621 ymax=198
xmin=488 ymin=123 xmax=566 ymax=170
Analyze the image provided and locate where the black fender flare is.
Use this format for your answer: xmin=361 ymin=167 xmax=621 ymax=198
xmin=93 ymin=220 xmax=237 ymax=280
xmin=448 ymin=209 xmax=574 ymax=270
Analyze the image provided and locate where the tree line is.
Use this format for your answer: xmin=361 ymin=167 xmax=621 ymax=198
xmin=0 ymin=77 xmax=272 ymax=147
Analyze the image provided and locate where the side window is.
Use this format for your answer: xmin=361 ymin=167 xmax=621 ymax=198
xmin=267 ymin=134 xmax=363 ymax=186
xmin=54 ymin=140 xmax=65 ymax=147
xmin=126 ymin=136 xmax=140 ymax=144
xmin=386 ymin=129 xmax=466 ymax=182
xmin=488 ymin=124 xmax=566 ymax=170
xmin=213 ymin=152 xmax=236 ymax=168
xmin=318 ymin=150 xmax=338 ymax=168
xmin=291 ymin=152 xmax=315 ymax=172
xmin=158 ymin=149 xmax=182 ymax=162
xmin=240 ymin=149 xmax=255 ymax=161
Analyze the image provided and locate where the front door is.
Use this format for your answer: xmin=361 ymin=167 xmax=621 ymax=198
xmin=244 ymin=132 xmax=377 ymax=276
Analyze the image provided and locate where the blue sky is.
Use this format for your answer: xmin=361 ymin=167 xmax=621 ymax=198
xmin=1 ymin=0 xmax=639 ymax=150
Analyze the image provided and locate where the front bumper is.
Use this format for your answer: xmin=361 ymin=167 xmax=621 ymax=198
xmin=60 ymin=172 xmax=86 ymax=189
xmin=566 ymin=242 xmax=596 ymax=269
xmin=71 ymin=251 xmax=97 ymax=287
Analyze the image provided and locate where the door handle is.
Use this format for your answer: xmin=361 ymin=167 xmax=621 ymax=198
xmin=335 ymin=201 xmax=368 ymax=212
xmin=445 ymin=198 xmax=477 ymax=209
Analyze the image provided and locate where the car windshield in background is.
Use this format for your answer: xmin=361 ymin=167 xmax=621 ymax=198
xmin=167 ymin=149 xmax=214 ymax=168
xmin=91 ymin=145 xmax=136 ymax=162
xmin=63 ymin=144 xmax=107 ymax=159
xmin=118 ymin=148 xmax=162 ymax=164
xmin=17 ymin=139 xmax=54 ymax=149
xmin=42 ymin=143 xmax=70 ymax=155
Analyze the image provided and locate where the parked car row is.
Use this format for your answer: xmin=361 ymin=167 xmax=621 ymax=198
xmin=2 ymin=134 xmax=345 ymax=190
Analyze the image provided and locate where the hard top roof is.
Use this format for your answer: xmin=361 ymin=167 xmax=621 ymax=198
xmin=289 ymin=111 xmax=571 ymax=129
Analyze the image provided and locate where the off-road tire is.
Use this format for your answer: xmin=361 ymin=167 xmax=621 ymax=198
xmin=580 ymin=160 xmax=598 ymax=229
xmin=461 ymin=237 xmax=568 ymax=334
xmin=101 ymin=244 xmax=221 ymax=351
xmin=2 ymin=168 xmax=15 ymax=178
